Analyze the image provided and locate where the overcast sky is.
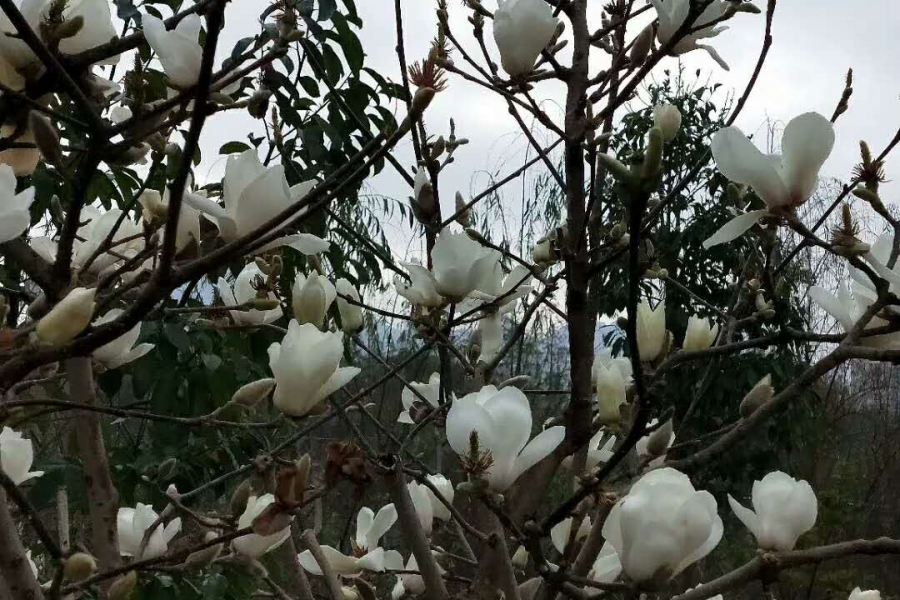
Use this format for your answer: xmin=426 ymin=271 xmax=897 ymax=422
xmin=198 ymin=0 xmax=900 ymax=256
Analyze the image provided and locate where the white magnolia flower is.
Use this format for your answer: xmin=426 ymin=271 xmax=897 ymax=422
xmin=32 ymin=206 xmax=144 ymax=276
xmin=683 ymin=316 xmax=718 ymax=351
xmin=394 ymin=262 xmax=444 ymax=308
xmin=424 ymin=474 xmax=454 ymax=522
xmin=592 ymin=348 xmax=631 ymax=424
xmin=431 ymin=231 xmax=499 ymax=300
xmin=636 ymin=299 xmax=666 ymax=362
xmin=650 ymin=0 xmax=739 ymax=70
xmin=109 ymin=105 xmax=132 ymax=124
xmin=267 ymin=320 xmax=360 ymax=417
xmin=186 ymin=149 xmax=328 ymax=255
xmin=446 ymin=385 xmax=565 ymax=491
xmin=849 ymin=588 xmax=881 ymax=600
xmin=704 ymin=113 xmax=835 ymax=248
xmin=585 ymin=431 xmax=616 ymax=473
xmin=118 ymin=503 xmax=182 ymax=559
xmin=588 ymin=541 xmax=622 ymax=583
xmin=398 ymin=373 xmax=441 ymax=424
xmin=407 ymin=481 xmax=434 ymax=536
xmin=0 ymin=0 xmax=118 ymax=69
xmin=92 ymin=309 xmax=155 ymax=369
xmin=142 ymin=14 xmax=202 ymax=88
xmin=335 ymin=278 xmax=364 ymax=333
xmin=602 ymin=468 xmax=722 ymax=582
xmin=728 ymin=470 xmax=817 ymax=551
xmin=550 ymin=516 xmax=592 ymax=554
xmin=292 ymin=272 xmax=335 ymax=327
xmin=0 ymin=427 xmax=44 ymax=485
xmin=391 ymin=555 xmax=426 ymax=599
xmin=653 ymin=104 xmax=682 ymax=142
xmin=493 ymin=0 xmax=560 ymax=76
xmin=217 ymin=263 xmax=283 ymax=326
xmin=35 ymin=287 xmax=96 ymax=346
xmin=0 ymin=164 xmax=34 ymax=243
xmin=299 ymin=505 xmax=403 ymax=576
xmin=467 ymin=261 xmax=533 ymax=312
xmin=233 ymin=494 xmax=292 ymax=558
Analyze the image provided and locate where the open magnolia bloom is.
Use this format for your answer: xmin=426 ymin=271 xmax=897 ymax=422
xmin=0 ymin=164 xmax=35 ymax=243
xmin=0 ymin=426 xmax=44 ymax=485
xmin=465 ymin=260 xmax=534 ymax=313
xmin=584 ymin=431 xmax=616 ymax=473
xmin=602 ymin=468 xmax=722 ymax=582
xmin=31 ymin=206 xmax=144 ymax=276
xmin=394 ymin=262 xmax=444 ymax=308
xmin=217 ymin=262 xmax=283 ymax=326
xmin=138 ymin=184 xmax=204 ymax=253
xmin=267 ymin=320 xmax=360 ymax=417
xmin=142 ymin=13 xmax=202 ymax=88
xmin=431 ymin=231 xmax=499 ymax=300
xmin=397 ymin=372 xmax=441 ymax=424
xmin=728 ymin=470 xmax=817 ymax=551
xmin=650 ymin=0 xmax=744 ymax=70
xmin=233 ymin=494 xmax=292 ymax=558
xmin=292 ymin=272 xmax=336 ymax=327
xmin=636 ymin=299 xmax=666 ymax=362
xmin=445 ymin=385 xmax=565 ymax=491
xmin=118 ymin=503 xmax=182 ymax=559
xmin=592 ymin=348 xmax=632 ymax=424
xmin=551 ymin=516 xmax=592 ymax=554
xmin=92 ymin=309 xmax=155 ymax=369
xmin=298 ymin=504 xmax=403 ymax=576
xmin=493 ymin=0 xmax=560 ymax=76
xmin=186 ymin=149 xmax=328 ymax=255
xmin=704 ymin=112 xmax=835 ymax=248
xmin=0 ymin=0 xmax=118 ymax=70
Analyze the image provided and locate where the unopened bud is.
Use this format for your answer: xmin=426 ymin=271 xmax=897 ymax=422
xmin=852 ymin=186 xmax=883 ymax=208
xmin=29 ymin=112 xmax=63 ymax=167
xmin=247 ymin=90 xmax=272 ymax=119
xmin=210 ymin=92 xmax=234 ymax=106
xmin=630 ymin=24 xmax=654 ymax=67
xmin=511 ymin=545 xmax=529 ymax=568
xmin=411 ymin=87 xmax=435 ymax=115
xmin=183 ymin=531 xmax=223 ymax=569
xmin=107 ymin=571 xmax=138 ymax=600
xmin=532 ymin=238 xmax=554 ymax=265
xmin=232 ymin=378 xmax=276 ymax=408
xmin=740 ymin=374 xmax=774 ymax=418
xmin=158 ymin=457 xmax=178 ymax=480
xmin=35 ymin=287 xmax=96 ymax=346
xmin=465 ymin=228 xmax=488 ymax=245
xmin=645 ymin=419 xmax=673 ymax=457
xmin=230 ymin=479 xmax=252 ymax=517
xmin=54 ymin=15 xmax=84 ymax=40
xmin=430 ymin=136 xmax=446 ymax=159
xmin=455 ymin=191 xmax=471 ymax=226
xmin=254 ymin=257 xmax=271 ymax=274
xmin=732 ymin=2 xmax=761 ymax=14
xmin=64 ymin=552 xmax=97 ymax=581
xmin=499 ymin=375 xmax=531 ymax=389
xmin=596 ymin=152 xmax=636 ymax=187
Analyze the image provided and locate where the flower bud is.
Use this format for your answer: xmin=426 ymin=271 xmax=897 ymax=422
xmin=293 ymin=273 xmax=327 ymax=327
xmin=595 ymin=365 xmax=625 ymax=425
xmin=29 ymin=112 xmax=63 ymax=167
xmin=412 ymin=167 xmax=436 ymax=223
xmin=247 ymin=90 xmax=272 ymax=119
xmin=54 ymin=15 xmax=84 ymax=40
xmin=645 ymin=419 xmax=673 ymax=457
xmin=36 ymin=287 xmax=96 ymax=346
xmin=740 ymin=374 xmax=774 ymax=418
xmin=232 ymin=378 xmax=276 ymax=408
xmin=532 ymin=238 xmax=555 ymax=266
xmin=683 ymin=316 xmax=718 ymax=351
xmin=64 ymin=552 xmax=97 ymax=581
xmin=158 ymin=457 xmax=178 ymax=481
xmin=252 ymin=298 xmax=281 ymax=311
xmin=138 ymin=189 xmax=168 ymax=223
xmin=183 ymin=531 xmax=223 ymax=569
xmin=641 ymin=127 xmax=664 ymax=181
xmin=596 ymin=152 xmax=636 ymax=186
xmin=411 ymin=87 xmax=435 ymax=114
xmin=230 ymin=479 xmax=253 ymax=517
xmin=652 ymin=104 xmax=682 ymax=143
xmin=511 ymin=545 xmax=529 ymax=569
xmin=455 ymin=191 xmax=471 ymax=227
xmin=108 ymin=571 xmax=138 ymax=600
xmin=630 ymin=24 xmax=654 ymax=67
xmin=335 ymin=278 xmax=364 ymax=333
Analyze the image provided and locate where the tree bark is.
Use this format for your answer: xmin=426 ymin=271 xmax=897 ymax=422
xmin=0 ymin=488 xmax=44 ymax=600
xmin=66 ymin=357 xmax=121 ymax=571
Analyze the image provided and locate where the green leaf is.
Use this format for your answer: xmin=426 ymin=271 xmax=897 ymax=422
xmin=318 ymin=0 xmax=337 ymax=21
xmin=219 ymin=141 xmax=251 ymax=155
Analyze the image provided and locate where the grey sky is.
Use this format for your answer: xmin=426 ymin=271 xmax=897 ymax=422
xmin=199 ymin=0 xmax=900 ymax=258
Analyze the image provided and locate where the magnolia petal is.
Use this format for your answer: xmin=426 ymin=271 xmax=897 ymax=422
xmin=728 ymin=494 xmax=760 ymax=540
xmin=780 ymin=112 xmax=834 ymax=204
xmin=809 ymin=286 xmax=854 ymax=332
xmin=711 ymin=127 xmax=788 ymax=207
xmin=509 ymin=425 xmax=565 ymax=486
xmin=702 ymin=209 xmax=768 ymax=248
xmin=365 ymin=504 xmax=398 ymax=551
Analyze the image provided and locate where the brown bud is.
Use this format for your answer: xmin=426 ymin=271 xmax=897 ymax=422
xmin=230 ymin=479 xmax=253 ymax=517
xmin=64 ymin=552 xmax=97 ymax=581
xmin=183 ymin=531 xmax=223 ymax=569
xmin=54 ymin=15 xmax=84 ymax=40
xmin=630 ymin=24 xmax=654 ymax=67
xmin=107 ymin=571 xmax=138 ymax=600
xmin=251 ymin=298 xmax=281 ymax=311
xmin=645 ymin=419 xmax=673 ymax=457
xmin=29 ymin=112 xmax=63 ymax=167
